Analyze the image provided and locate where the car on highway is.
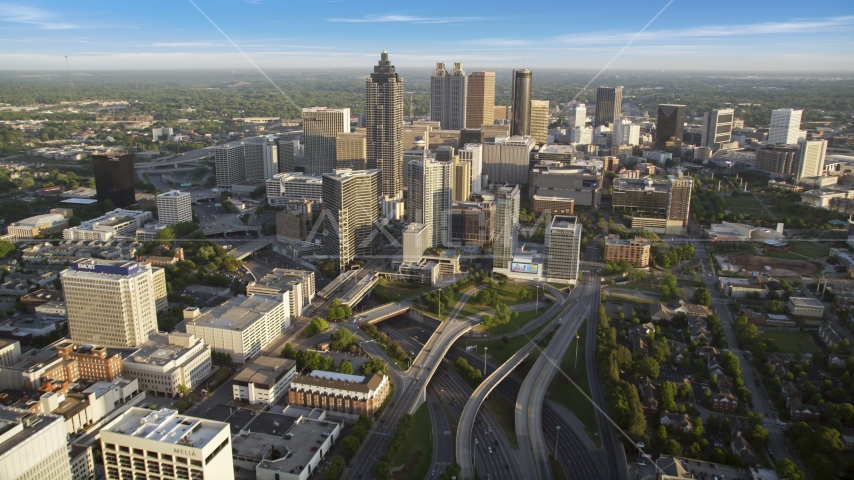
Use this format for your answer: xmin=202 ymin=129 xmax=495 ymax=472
xmin=636 ymin=441 xmax=645 ymax=448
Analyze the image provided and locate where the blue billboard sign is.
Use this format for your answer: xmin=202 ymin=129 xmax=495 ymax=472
xmin=72 ymin=261 xmax=139 ymax=276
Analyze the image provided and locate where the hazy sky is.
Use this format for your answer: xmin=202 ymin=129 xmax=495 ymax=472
xmin=1 ymin=0 xmax=853 ymax=71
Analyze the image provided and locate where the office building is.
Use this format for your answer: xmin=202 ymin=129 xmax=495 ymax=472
xmin=545 ymin=216 xmax=582 ymax=285
xmin=7 ymin=213 xmax=69 ymax=240
xmin=156 ymin=190 xmax=192 ymax=225
xmin=184 ymin=294 xmax=290 ymax=364
xmin=532 ymin=195 xmax=575 ymax=215
xmin=529 ymin=164 xmax=602 ymax=207
xmin=54 ymin=341 xmax=124 ymax=382
xmin=244 ymin=138 xmax=278 ymax=180
xmin=151 ymin=127 xmax=173 ymax=141
xmin=494 ymin=106 xmax=508 ymax=123
xmin=61 ymin=260 xmax=158 ymax=349
xmin=530 ymin=100 xmax=549 ymax=145
xmin=323 ymin=169 xmax=382 ymax=272
xmin=701 ymin=108 xmax=735 ymax=148
xmin=667 ymin=175 xmax=693 ymax=229
xmin=402 ymin=223 xmax=429 ymax=262
xmin=612 ymin=175 xmax=693 ymax=234
xmin=755 ymin=145 xmax=799 ymax=175
xmin=0 ymin=407 xmax=73 ymax=480
xmin=796 ymin=139 xmax=828 ymax=181
xmin=594 ymin=86 xmax=622 ymax=127
xmin=275 ymin=209 xmax=307 ymax=243
xmin=656 ymin=104 xmax=686 ymax=153
xmin=366 ymin=51 xmax=404 ymax=199
xmin=430 ymin=62 xmax=467 ymax=131
xmin=265 ymin=172 xmax=323 ymax=206
xmin=493 ymin=184 xmax=520 ymax=270
xmin=277 ymin=138 xmax=298 ymax=173
xmin=92 ymin=153 xmax=135 ymax=208
xmin=613 ymin=118 xmax=640 ymax=146
xmin=510 ymin=69 xmax=532 ymax=137
xmin=436 ymin=145 xmax=455 ymax=162
xmin=459 ymin=128 xmax=484 ymax=148
xmin=303 ymin=107 xmax=350 ymax=175
xmin=571 ymin=126 xmax=593 ymax=144
xmin=336 ymin=131 xmax=367 ymax=170
xmin=466 ymin=71 xmax=495 ymax=128
xmin=453 ymin=156 xmax=472 ymax=202
xmin=122 ymin=333 xmax=211 ymax=397
xmin=568 ymin=103 xmax=587 ymax=129
xmin=215 ymin=143 xmax=246 ymax=188
xmin=63 ymin=208 xmax=152 ymax=241
xmin=408 ymin=157 xmax=452 ymax=248
xmin=0 ymin=339 xmax=21 ymax=367
xmin=288 ymin=370 xmax=390 ymax=416
xmin=100 ymin=408 xmax=233 ymax=480
xmin=232 ymin=356 xmax=296 ymax=405
xmin=459 ymin=143 xmax=484 ymax=193
xmin=482 ymin=135 xmax=536 ymax=185
xmin=450 ymin=201 xmax=495 ymax=246
xmin=247 ymin=269 xmax=315 ymax=318
xmin=70 ymin=445 xmax=95 ymax=480
xmin=768 ymin=109 xmax=803 ymax=145
xmin=604 ymin=235 xmax=651 ymax=267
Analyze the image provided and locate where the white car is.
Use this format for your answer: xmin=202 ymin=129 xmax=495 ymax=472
xmin=636 ymin=442 xmax=645 ymax=448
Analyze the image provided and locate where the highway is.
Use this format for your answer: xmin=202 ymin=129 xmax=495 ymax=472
xmin=515 ymin=273 xmax=597 ymax=480
xmin=425 ymin=387 xmax=454 ymax=476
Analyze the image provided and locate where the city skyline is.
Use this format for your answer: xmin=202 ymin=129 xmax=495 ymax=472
xmin=0 ymin=2 xmax=852 ymax=70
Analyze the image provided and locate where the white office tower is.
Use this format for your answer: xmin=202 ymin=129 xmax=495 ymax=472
xmin=402 ymin=223 xmax=429 ymax=262
xmin=323 ymin=169 xmax=382 ymax=272
xmin=430 ymin=62 xmax=467 ymax=130
xmin=482 ymin=136 xmax=535 ymax=185
xmin=459 ymin=143 xmax=483 ymax=194
xmin=408 ymin=157 xmax=452 ymax=248
xmin=568 ymin=103 xmax=587 ymax=129
xmin=0 ymin=407 xmax=72 ymax=480
xmin=215 ymin=143 xmax=245 ymax=189
xmin=796 ymin=139 xmax=828 ymax=180
xmin=768 ymin=109 xmax=804 ymax=145
xmin=100 ymin=408 xmax=234 ymax=480
xmin=571 ymin=126 xmax=593 ymax=144
xmin=156 ymin=190 xmax=192 ymax=225
xmin=701 ymin=108 xmax=734 ymax=148
xmin=493 ymin=184 xmax=520 ymax=270
xmin=61 ymin=259 xmax=158 ymax=349
xmin=612 ymin=118 xmax=640 ymax=146
xmin=545 ymin=216 xmax=582 ymax=285
xmin=303 ymin=107 xmax=351 ymax=175
xmin=151 ymin=127 xmax=173 ymax=141
xmin=243 ymin=138 xmax=278 ymax=180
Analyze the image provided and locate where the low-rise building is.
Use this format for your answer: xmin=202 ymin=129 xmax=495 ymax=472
xmin=247 ymin=269 xmax=315 ymax=318
xmin=819 ymin=323 xmax=843 ymax=346
xmin=788 ymin=297 xmax=824 ymax=318
xmin=276 ymin=209 xmax=308 ymax=244
xmin=789 ymin=398 xmax=820 ymax=421
xmin=0 ymin=339 xmax=22 ymax=367
xmin=232 ymin=356 xmax=296 ymax=405
xmin=604 ymin=235 xmax=651 ymax=267
xmin=660 ymin=412 xmax=693 ymax=435
xmin=63 ymin=209 xmax=153 ymax=242
xmin=288 ymin=370 xmax=390 ymax=416
xmin=711 ymin=389 xmax=738 ymax=413
xmin=100 ymin=408 xmax=234 ymax=480
xmin=55 ymin=342 xmax=124 ymax=382
xmin=122 ymin=333 xmax=211 ymax=398
xmin=7 ymin=213 xmax=69 ymax=240
xmin=0 ymin=406 xmax=73 ymax=479
xmin=531 ymin=195 xmax=575 ymax=215
xmin=184 ymin=295 xmax=290 ymax=364
xmin=706 ymin=221 xmax=784 ymax=243
xmin=41 ymin=377 xmax=140 ymax=434
xmin=20 ymin=289 xmax=63 ymax=313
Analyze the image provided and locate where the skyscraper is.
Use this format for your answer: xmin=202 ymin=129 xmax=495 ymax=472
xmin=768 ymin=109 xmax=804 ymax=145
xmin=408 ymin=157 xmax=452 ymax=248
xmin=430 ymin=62 xmax=467 ymax=131
xmin=466 ymin=71 xmax=495 ymax=128
xmin=656 ymin=104 xmax=686 ymax=153
xmin=322 ymin=169 xmax=382 ymax=272
xmin=493 ymin=184 xmax=520 ymax=270
xmin=303 ymin=107 xmax=350 ymax=175
xmin=336 ymin=131 xmax=367 ymax=170
xmin=666 ymin=175 xmax=693 ymax=229
xmin=796 ymin=139 xmax=827 ymax=180
xmin=215 ymin=143 xmax=245 ymax=188
xmin=459 ymin=143 xmax=483 ymax=194
xmin=510 ymin=69 xmax=532 ymax=137
xmin=277 ymin=139 xmax=298 ymax=173
xmin=156 ymin=190 xmax=192 ymax=225
xmin=612 ymin=118 xmax=640 ymax=146
xmin=61 ymin=259 xmax=158 ymax=349
xmin=594 ymin=86 xmax=622 ymax=127
xmin=93 ymin=153 xmax=135 ymax=208
xmin=482 ymin=136 xmax=535 ymax=185
xmin=701 ymin=108 xmax=735 ymax=148
xmin=452 ymin=156 xmax=471 ymax=202
xmin=568 ymin=103 xmax=587 ymax=129
xmin=243 ymin=138 xmax=278 ymax=180
xmin=530 ymin=100 xmax=549 ymax=145
xmin=366 ymin=51 xmax=404 ymax=199
xmin=545 ymin=216 xmax=582 ymax=285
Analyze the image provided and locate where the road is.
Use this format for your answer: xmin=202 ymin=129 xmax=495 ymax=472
xmin=426 ymin=387 xmax=454 ymax=476
xmin=692 ymin=238 xmax=795 ymax=466
xmin=515 ymin=273 xmax=597 ymax=480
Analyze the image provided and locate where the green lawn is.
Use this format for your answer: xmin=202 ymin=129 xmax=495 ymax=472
xmin=372 ymin=280 xmax=436 ymax=302
xmin=546 ymin=321 xmax=601 ymax=447
xmin=462 ymin=323 xmax=551 ymax=372
xmin=761 ymin=241 xmax=829 ymax=260
xmin=724 ymin=195 xmax=765 ymax=215
xmin=759 ymin=330 xmax=820 ymax=355
xmin=549 ymin=455 xmax=567 ymax=480
xmin=474 ymin=308 xmax=545 ymax=335
xmin=484 ymin=395 xmax=519 ymax=448
xmin=391 ymin=403 xmax=433 ymax=480
xmin=461 ymin=283 xmax=540 ymax=318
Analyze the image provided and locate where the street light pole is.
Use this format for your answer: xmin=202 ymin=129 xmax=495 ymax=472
xmin=575 ymin=333 xmax=580 ymax=370
xmin=473 ymin=438 xmax=478 ymax=473
xmin=484 ymin=347 xmax=488 ymax=376
xmin=555 ymin=425 xmax=561 ymax=459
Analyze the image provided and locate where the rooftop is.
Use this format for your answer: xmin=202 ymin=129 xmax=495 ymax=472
xmin=249 ymin=269 xmax=312 ymax=292
xmin=103 ymin=407 xmax=227 ymax=448
xmin=124 ymin=333 xmax=203 ymax=367
xmin=233 ymin=356 xmax=295 ymax=388
xmin=789 ymin=297 xmax=824 ymax=308
xmin=0 ymin=407 xmax=64 ymax=457
xmin=290 ymin=370 xmax=385 ymax=395
xmin=550 ymin=215 xmax=581 ymax=231
xmin=189 ymin=294 xmax=283 ymax=331
xmin=10 ymin=213 xmax=67 ymax=228
xmin=605 ymin=234 xmax=650 ymax=246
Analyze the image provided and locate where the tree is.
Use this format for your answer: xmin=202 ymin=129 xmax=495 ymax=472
xmin=331 ymin=328 xmax=358 ymax=351
xmin=350 ymin=424 xmax=367 ymax=442
xmin=325 ymin=457 xmax=346 ymax=480
xmin=661 ymin=439 xmax=682 ymax=456
xmin=303 ymin=317 xmax=328 ymax=337
xmin=693 ymin=287 xmax=712 ymax=307
xmin=361 ymin=358 xmax=389 ymax=375
xmin=177 ymin=384 xmax=189 ymax=396
xmin=341 ymin=435 xmax=361 ymax=458
xmin=628 ymin=269 xmax=647 ymax=282
xmin=805 ymin=454 xmax=836 ymax=479
xmin=660 ymin=274 xmax=681 ymax=300
xmin=774 ymin=459 xmax=805 ymax=480
xmin=634 ymin=357 xmax=660 ymax=379
xmin=655 ymin=425 xmax=668 ymax=444
xmin=767 ymin=300 xmax=785 ymax=314
xmin=338 ymin=360 xmax=354 ymax=375
xmin=280 ymin=343 xmax=297 ymax=359
xmin=0 ymin=241 xmax=14 ymax=259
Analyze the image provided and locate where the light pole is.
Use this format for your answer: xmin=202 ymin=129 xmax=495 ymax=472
xmin=536 ymin=286 xmax=540 ymax=312
xmin=483 ymin=347 xmax=488 ymax=376
xmin=555 ymin=425 xmax=561 ymax=459
xmin=575 ymin=333 xmax=580 ymax=370
xmin=473 ymin=438 xmax=478 ymax=472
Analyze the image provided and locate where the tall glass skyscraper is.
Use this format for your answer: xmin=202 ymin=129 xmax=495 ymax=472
xmin=594 ymin=86 xmax=623 ymax=127
xmin=430 ymin=62 xmax=467 ymax=131
xmin=510 ymin=69 xmax=532 ymax=137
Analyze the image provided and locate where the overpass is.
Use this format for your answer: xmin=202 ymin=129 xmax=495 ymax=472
xmin=339 ymin=272 xmax=380 ymax=307
xmin=359 ymin=301 xmax=413 ymax=324
xmin=317 ymin=270 xmax=357 ymax=299
xmin=227 ymin=237 xmax=273 ymax=260
xmin=200 ymin=224 xmax=261 ymax=236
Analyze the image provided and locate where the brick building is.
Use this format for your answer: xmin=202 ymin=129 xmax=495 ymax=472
xmin=604 ymin=235 xmax=651 ymax=267
xmin=288 ymin=370 xmax=389 ymax=416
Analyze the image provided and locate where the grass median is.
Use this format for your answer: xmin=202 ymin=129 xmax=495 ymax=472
xmin=391 ymin=403 xmax=433 ymax=480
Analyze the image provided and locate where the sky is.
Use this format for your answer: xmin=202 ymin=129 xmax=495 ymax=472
xmin=1 ymin=0 xmax=853 ymax=71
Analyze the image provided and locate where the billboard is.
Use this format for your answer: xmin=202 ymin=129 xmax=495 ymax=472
xmin=72 ymin=260 xmax=139 ymax=276
xmin=510 ymin=262 xmax=539 ymax=274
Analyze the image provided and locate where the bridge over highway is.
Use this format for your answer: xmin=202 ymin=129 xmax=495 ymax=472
xmin=227 ymin=237 xmax=273 ymax=260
